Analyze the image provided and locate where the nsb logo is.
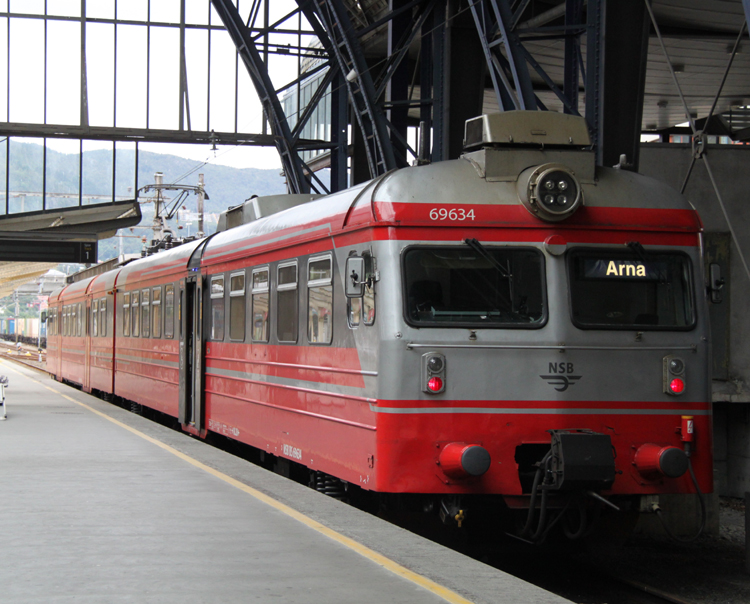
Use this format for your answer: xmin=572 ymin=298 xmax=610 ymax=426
xmin=540 ymin=362 xmax=582 ymax=392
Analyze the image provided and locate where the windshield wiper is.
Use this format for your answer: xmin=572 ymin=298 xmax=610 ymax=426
xmin=464 ymin=238 xmax=511 ymax=278
xmin=463 ymin=238 xmax=514 ymax=312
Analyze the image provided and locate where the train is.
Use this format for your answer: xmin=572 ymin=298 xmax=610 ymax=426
xmin=47 ymin=111 xmax=715 ymax=541
xmin=0 ymin=318 xmax=44 ymax=348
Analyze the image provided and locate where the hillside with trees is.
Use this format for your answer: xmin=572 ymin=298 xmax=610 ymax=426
xmin=2 ymin=141 xmax=290 ymax=260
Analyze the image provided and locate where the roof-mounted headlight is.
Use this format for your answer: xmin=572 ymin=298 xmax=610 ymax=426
xmin=517 ymin=163 xmax=583 ymax=222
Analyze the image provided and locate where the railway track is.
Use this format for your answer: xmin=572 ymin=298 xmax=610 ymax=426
xmin=0 ymin=342 xmax=48 ymax=373
xmin=485 ymin=545 xmax=704 ymax=604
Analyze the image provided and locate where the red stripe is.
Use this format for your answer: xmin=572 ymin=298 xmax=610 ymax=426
xmin=373 ymin=202 xmax=701 ymax=232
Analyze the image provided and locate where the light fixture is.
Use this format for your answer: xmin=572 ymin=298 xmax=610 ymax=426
xmin=517 ymin=163 xmax=583 ymax=222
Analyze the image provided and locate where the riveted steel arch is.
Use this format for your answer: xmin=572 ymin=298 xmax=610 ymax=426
xmin=300 ymin=0 xmax=399 ymax=179
xmin=211 ymin=0 xmax=311 ymax=194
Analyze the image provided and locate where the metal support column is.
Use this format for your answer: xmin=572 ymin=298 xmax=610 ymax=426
xmin=600 ymin=2 xmax=650 ymax=170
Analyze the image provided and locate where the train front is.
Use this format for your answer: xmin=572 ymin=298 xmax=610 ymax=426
xmin=361 ymin=111 xmax=713 ymax=539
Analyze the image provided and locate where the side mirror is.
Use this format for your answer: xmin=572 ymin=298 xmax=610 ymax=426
xmin=345 ymin=256 xmax=365 ymax=298
xmin=708 ymin=263 xmax=725 ymax=304
xmin=41 ymin=311 xmax=47 ymax=322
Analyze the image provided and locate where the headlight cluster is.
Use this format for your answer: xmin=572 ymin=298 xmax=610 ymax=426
xmin=517 ymin=163 xmax=583 ymax=222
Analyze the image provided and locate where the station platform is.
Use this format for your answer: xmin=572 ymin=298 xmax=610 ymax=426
xmin=0 ymin=360 xmax=570 ymax=604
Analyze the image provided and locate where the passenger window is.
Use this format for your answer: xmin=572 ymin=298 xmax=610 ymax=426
xmin=210 ymin=275 xmax=225 ymax=341
xmin=307 ymin=256 xmax=332 ymax=344
xmin=141 ymin=289 xmax=150 ymax=338
xmin=152 ymin=287 xmax=162 ymax=338
xmin=164 ymin=284 xmax=175 ymax=339
xmin=92 ymin=299 xmax=99 ymax=337
xmin=276 ymin=262 xmax=297 ymax=343
xmin=123 ymin=292 xmax=130 ymax=336
xmin=100 ymin=299 xmax=107 ymax=337
xmin=229 ymin=272 xmax=245 ymax=341
xmin=75 ymin=304 xmax=81 ymax=336
xmin=251 ymin=268 xmax=269 ymax=342
xmin=131 ymin=291 xmax=140 ymax=337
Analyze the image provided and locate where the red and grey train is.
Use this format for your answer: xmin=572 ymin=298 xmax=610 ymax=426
xmin=47 ymin=111 xmax=714 ymax=540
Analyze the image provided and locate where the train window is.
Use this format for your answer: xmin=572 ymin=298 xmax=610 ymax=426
xmin=92 ymin=299 xmax=99 ymax=337
xmin=403 ymin=246 xmax=546 ymax=328
xmin=348 ymin=297 xmax=361 ymax=327
xmin=210 ymin=275 xmax=225 ymax=341
xmin=100 ymin=299 xmax=107 ymax=338
xmin=363 ymin=253 xmax=376 ymax=325
xmin=229 ymin=272 xmax=245 ymax=342
xmin=123 ymin=292 xmax=130 ymax=336
xmin=568 ymin=250 xmax=695 ymax=330
xmin=76 ymin=303 xmax=82 ymax=336
xmin=307 ymin=256 xmax=332 ymax=344
xmin=62 ymin=306 xmax=67 ymax=336
xmin=131 ymin=291 xmax=140 ymax=337
xmin=164 ymin=284 xmax=175 ymax=339
xmin=276 ymin=262 xmax=298 ymax=343
xmin=152 ymin=287 xmax=162 ymax=338
xmin=141 ymin=289 xmax=150 ymax=338
xmin=251 ymin=268 xmax=269 ymax=342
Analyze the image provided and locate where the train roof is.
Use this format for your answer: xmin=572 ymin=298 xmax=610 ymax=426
xmin=116 ymin=238 xmax=205 ymax=285
xmin=51 ymin=275 xmax=96 ymax=301
xmin=202 ymin=155 xmax=699 ymax=267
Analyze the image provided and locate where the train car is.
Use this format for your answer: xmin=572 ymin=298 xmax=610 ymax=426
xmin=55 ymin=277 xmax=93 ymax=387
xmin=87 ymin=269 xmax=117 ymax=396
xmin=112 ymin=240 xmax=204 ymax=418
xmin=48 ymin=111 xmax=714 ymax=540
xmin=47 ymin=292 xmax=62 ymax=377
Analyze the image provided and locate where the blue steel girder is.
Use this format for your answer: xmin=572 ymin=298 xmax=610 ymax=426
xmin=373 ymin=0 xmax=437 ymax=100
xmin=211 ymin=0 xmax=312 ymax=194
xmin=302 ymin=0 xmax=399 ymax=178
xmin=469 ymin=0 xmax=537 ymax=111
xmin=471 ymin=0 xmax=602 ymax=154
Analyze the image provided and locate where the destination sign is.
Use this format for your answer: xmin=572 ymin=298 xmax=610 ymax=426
xmin=581 ymin=258 xmax=668 ymax=280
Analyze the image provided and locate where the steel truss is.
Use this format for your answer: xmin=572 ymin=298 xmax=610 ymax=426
xmin=210 ymin=0 xmax=617 ymax=194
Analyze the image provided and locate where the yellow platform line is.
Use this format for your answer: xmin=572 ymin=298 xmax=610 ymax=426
xmin=4 ymin=362 xmax=474 ymax=604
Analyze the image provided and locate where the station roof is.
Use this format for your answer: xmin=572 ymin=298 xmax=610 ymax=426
xmin=350 ymin=0 xmax=749 ymax=136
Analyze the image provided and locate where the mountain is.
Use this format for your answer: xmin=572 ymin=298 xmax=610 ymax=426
xmin=1 ymin=141 xmax=291 ymax=259
xmin=1 ymin=141 xmax=288 ymax=215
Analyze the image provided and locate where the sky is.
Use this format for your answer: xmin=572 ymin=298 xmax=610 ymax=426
xmin=3 ymin=0 xmax=310 ymax=171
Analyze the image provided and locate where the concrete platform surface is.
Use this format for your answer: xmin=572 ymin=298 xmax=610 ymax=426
xmin=0 ymin=360 xmax=570 ymax=604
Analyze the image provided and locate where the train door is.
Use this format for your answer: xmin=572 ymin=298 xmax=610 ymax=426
xmin=83 ymin=299 xmax=92 ymax=392
xmin=179 ymin=275 xmax=205 ymax=431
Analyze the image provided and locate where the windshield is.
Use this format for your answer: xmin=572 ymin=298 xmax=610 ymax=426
xmin=568 ymin=250 xmax=695 ymax=330
xmin=403 ymin=246 xmax=545 ymax=327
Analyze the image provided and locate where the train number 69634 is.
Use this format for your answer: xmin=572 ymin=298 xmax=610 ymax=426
xmin=429 ymin=207 xmax=475 ymax=221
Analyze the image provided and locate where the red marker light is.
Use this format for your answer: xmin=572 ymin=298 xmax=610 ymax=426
xmin=670 ymin=378 xmax=685 ymax=394
xmin=427 ymin=376 xmax=444 ymax=392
